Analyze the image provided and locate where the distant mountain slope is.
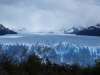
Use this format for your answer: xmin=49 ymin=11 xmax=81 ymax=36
xmin=76 ymin=24 xmax=100 ymax=36
xmin=63 ymin=26 xmax=84 ymax=34
xmin=12 ymin=26 xmax=84 ymax=34
xmin=29 ymin=26 xmax=84 ymax=34
xmin=0 ymin=24 xmax=17 ymax=35
xmin=57 ymin=26 xmax=84 ymax=34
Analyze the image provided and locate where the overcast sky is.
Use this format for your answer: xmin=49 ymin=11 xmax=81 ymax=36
xmin=0 ymin=0 xmax=100 ymax=31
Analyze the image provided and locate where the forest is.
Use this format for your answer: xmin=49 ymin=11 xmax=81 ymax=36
xmin=0 ymin=53 xmax=100 ymax=75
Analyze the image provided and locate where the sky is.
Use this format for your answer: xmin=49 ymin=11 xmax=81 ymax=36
xmin=0 ymin=0 xmax=100 ymax=32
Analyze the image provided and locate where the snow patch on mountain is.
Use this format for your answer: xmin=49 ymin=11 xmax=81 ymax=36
xmin=12 ymin=26 xmax=85 ymax=34
xmin=62 ymin=26 xmax=85 ymax=34
xmin=12 ymin=27 xmax=32 ymax=34
xmin=30 ymin=26 xmax=85 ymax=34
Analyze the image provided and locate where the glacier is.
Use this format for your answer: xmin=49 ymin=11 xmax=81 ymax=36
xmin=0 ymin=42 xmax=100 ymax=66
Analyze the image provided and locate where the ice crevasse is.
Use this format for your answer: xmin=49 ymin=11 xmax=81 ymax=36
xmin=0 ymin=42 xmax=100 ymax=66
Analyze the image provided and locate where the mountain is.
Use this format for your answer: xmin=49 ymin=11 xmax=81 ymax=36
xmin=16 ymin=28 xmax=28 ymax=34
xmin=76 ymin=23 xmax=100 ymax=36
xmin=12 ymin=26 xmax=84 ymax=34
xmin=0 ymin=24 xmax=17 ymax=35
xmin=64 ymin=26 xmax=84 ymax=34
xmin=12 ymin=27 xmax=34 ymax=34
xmin=29 ymin=26 xmax=84 ymax=34
xmin=58 ymin=26 xmax=84 ymax=34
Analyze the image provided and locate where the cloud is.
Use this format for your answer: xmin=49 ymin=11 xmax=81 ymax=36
xmin=0 ymin=0 xmax=100 ymax=31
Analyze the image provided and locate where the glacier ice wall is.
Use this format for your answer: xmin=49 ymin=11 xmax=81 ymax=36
xmin=0 ymin=42 xmax=100 ymax=66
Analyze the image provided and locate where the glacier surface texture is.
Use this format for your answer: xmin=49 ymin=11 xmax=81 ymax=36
xmin=0 ymin=43 xmax=100 ymax=66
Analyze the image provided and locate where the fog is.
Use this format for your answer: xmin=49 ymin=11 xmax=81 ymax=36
xmin=0 ymin=0 xmax=100 ymax=31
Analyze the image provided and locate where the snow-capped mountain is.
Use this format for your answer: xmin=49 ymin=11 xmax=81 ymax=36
xmin=63 ymin=26 xmax=84 ymax=34
xmin=12 ymin=25 xmax=85 ymax=34
xmin=17 ymin=28 xmax=28 ymax=33
xmin=12 ymin=27 xmax=32 ymax=34
xmin=31 ymin=26 xmax=85 ymax=34
xmin=58 ymin=26 xmax=84 ymax=34
xmin=76 ymin=23 xmax=100 ymax=36
xmin=0 ymin=24 xmax=17 ymax=35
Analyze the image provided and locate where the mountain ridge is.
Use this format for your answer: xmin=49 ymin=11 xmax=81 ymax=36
xmin=0 ymin=24 xmax=17 ymax=35
xmin=76 ymin=23 xmax=100 ymax=36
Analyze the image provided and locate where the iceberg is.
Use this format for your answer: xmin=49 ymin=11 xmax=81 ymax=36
xmin=0 ymin=42 xmax=100 ymax=66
